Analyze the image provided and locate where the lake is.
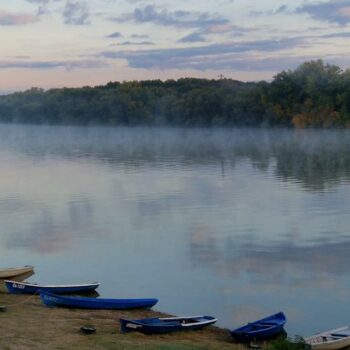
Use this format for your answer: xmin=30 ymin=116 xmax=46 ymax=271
xmin=1 ymin=124 xmax=350 ymax=337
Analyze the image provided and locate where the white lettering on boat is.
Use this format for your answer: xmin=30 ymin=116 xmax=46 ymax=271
xmin=45 ymin=296 xmax=59 ymax=303
xmin=127 ymin=323 xmax=141 ymax=329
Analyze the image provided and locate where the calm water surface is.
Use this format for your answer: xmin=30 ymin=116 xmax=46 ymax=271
xmin=1 ymin=125 xmax=350 ymax=336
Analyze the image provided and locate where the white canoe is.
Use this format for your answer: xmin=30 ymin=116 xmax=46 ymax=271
xmin=0 ymin=265 xmax=34 ymax=279
xmin=305 ymin=326 xmax=350 ymax=349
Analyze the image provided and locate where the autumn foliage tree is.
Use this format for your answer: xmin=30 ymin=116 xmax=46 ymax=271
xmin=0 ymin=60 xmax=349 ymax=128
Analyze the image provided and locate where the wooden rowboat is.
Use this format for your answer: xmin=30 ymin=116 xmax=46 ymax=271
xmin=120 ymin=315 xmax=217 ymax=334
xmin=230 ymin=312 xmax=286 ymax=342
xmin=305 ymin=326 xmax=350 ymax=349
xmin=0 ymin=266 xmax=34 ymax=279
xmin=5 ymin=280 xmax=100 ymax=294
xmin=39 ymin=290 xmax=158 ymax=310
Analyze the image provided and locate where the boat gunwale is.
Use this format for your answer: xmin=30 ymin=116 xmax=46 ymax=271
xmin=0 ymin=265 xmax=34 ymax=273
xmin=0 ymin=266 xmax=35 ymax=279
xmin=39 ymin=290 xmax=158 ymax=303
xmin=0 ymin=265 xmax=33 ymax=271
xmin=181 ymin=318 xmax=217 ymax=327
xmin=159 ymin=316 xmax=215 ymax=321
xmin=236 ymin=324 xmax=278 ymax=334
xmin=124 ymin=316 xmax=217 ymax=328
xmin=5 ymin=280 xmax=100 ymax=288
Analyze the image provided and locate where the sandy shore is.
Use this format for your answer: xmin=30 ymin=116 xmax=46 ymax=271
xmin=0 ymin=283 xmax=247 ymax=350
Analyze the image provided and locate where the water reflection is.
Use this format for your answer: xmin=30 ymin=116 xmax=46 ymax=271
xmin=0 ymin=125 xmax=350 ymax=335
xmin=6 ymin=196 xmax=96 ymax=254
xmin=0 ymin=126 xmax=350 ymax=190
xmin=190 ymin=228 xmax=350 ymax=285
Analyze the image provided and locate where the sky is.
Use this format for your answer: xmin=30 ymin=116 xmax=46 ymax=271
xmin=1 ymin=0 xmax=350 ymax=90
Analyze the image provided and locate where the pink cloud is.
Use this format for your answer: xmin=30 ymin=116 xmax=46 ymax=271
xmin=0 ymin=10 xmax=39 ymax=25
xmin=208 ymin=24 xmax=239 ymax=34
xmin=337 ymin=6 xmax=350 ymax=18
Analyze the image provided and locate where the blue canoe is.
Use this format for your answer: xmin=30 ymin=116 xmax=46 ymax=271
xmin=120 ymin=315 xmax=217 ymax=334
xmin=39 ymin=290 xmax=158 ymax=310
xmin=5 ymin=280 xmax=100 ymax=295
xmin=230 ymin=312 xmax=286 ymax=342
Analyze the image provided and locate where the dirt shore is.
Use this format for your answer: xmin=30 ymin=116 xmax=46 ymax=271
xmin=0 ymin=283 xmax=248 ymax=350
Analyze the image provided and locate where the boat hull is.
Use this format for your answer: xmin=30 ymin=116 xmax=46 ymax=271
xmin=305 ymin=326 xmax=350 ymax=350
xmin=5 ymin=280 xmax=100 ymax=295
xmin=308 ymin=342 xmax=350 ymax=350
xmin=120 ymin=316 xmax=217 ymax=334
xmin=40 ymin=291 xmax=158 ymax=310
xmin=0 ymin=266 xmax=34 ymax=279
xmin=230 ymin=312 xmax=286 ymax=342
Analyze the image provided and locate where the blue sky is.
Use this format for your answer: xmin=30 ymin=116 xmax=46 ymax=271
xmin=1 ymin=0 xmax=350 ymax=90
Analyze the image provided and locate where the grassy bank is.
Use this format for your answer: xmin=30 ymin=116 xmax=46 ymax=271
xmin=0 ymin=282 xmax=306 ymax=350
xmin=0 ymin=283 xmax=241 ymax=350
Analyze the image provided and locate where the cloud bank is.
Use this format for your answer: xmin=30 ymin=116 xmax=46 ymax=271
xmin=110 ymin=5 xmax=228 ymax=29
xmin=297 ymin=0 xmax=350 ymax=25
xmin=63 ymin=1 xmax=90 ymax=25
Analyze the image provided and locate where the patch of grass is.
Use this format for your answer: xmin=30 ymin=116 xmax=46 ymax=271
xmin=265 ymin=336 xmax=309 ymax=350
xmin=130 ymin=345 xmax=208 ymax=350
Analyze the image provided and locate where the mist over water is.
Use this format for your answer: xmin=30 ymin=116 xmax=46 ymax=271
xmin=1 ymin=124 xmax=350 ymax=336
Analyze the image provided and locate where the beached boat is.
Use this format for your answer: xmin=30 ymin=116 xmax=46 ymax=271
xmin=39 ymin=290 xmax=158 ymax=310
xmin=0 ymin=266 xmax=34 ymax=279
xmin=230 ymin=312 xmax=286 ymax=342
xmin=5 ymin=280 xmax=100 ymax=294
xmin=305 ymin=326 xmax=350 ymax=349
xmin=120 ymin=315 xmax=217 ymax=334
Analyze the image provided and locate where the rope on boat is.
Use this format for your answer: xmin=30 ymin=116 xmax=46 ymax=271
xmin=4 ymin=290 xmax=40 ymax=307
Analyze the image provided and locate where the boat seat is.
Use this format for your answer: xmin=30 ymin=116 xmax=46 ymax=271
xmin=331 ymin=330 xmax=350 ymax=336
xmin=261 ymin=322 xmax=276 ymax=324
xmin=330 ymin=333 xmax=350 ymax=338
xmin=255 ymin=322 xmax=276 ymax=327
xmin=251 ymin=324 xmax=273 ymax=330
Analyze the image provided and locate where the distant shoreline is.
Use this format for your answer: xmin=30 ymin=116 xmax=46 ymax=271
xmin=0 ymin=60 xmax=348 ymax=129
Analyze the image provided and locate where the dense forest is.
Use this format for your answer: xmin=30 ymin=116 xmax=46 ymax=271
xmin=1 ymin=60 xmax=350 ymax=128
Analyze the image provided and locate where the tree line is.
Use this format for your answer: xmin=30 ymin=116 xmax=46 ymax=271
xmin=1 ymin=60 xmax=350 ymax=128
